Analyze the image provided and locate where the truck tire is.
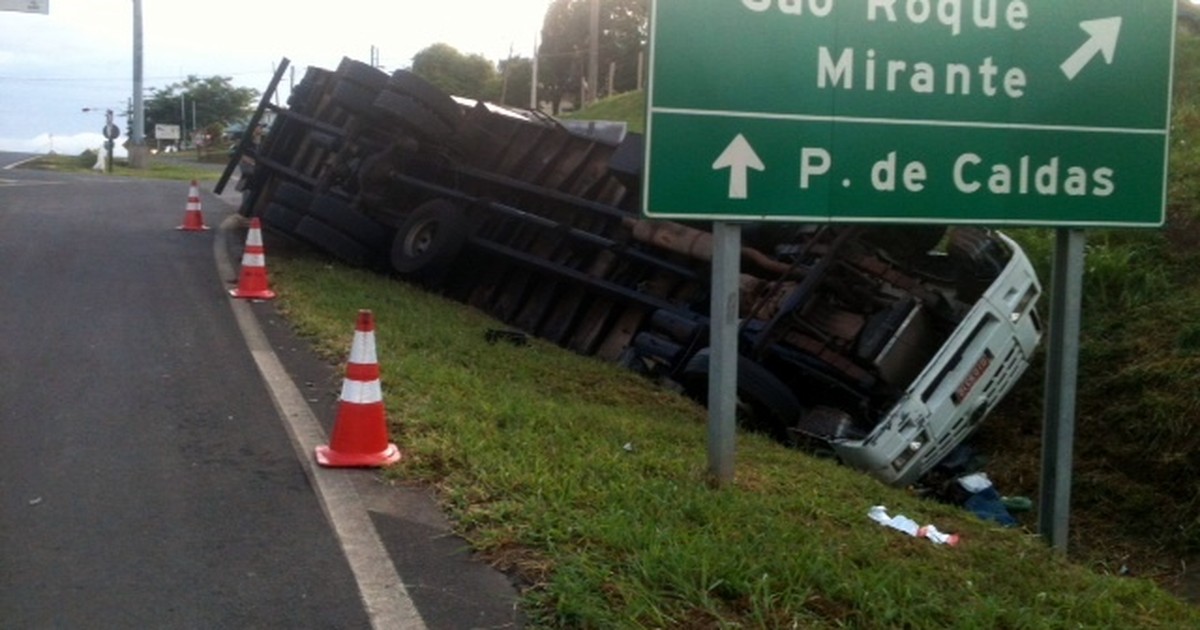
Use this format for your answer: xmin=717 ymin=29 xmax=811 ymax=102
xmin=948 ymin=228 xmax=1008 ymax=297
xmin=273 ymin=182 xmax=314 ymax=212
xmin=862 ymin=226 xmax=946 ymax=263
xmin=387 ymin=70 xmax=462 ymax=129
xmin=390 ymin=199 xmax=469 ymax=279
xmin=264 ymin=202 xmax=305 ymax=235
xmin=336 ymin=57 xmax=389 ymax=91
xmin=309 ymin=194 xmax=391 ymax=254
xmin=236 ymin=187 xmax=259 ymax=217
xmin=680 ymin=349 xmax=804 ymax=440
xmin=331 ymin=79 xmax=380 ymax=119
xmin=373 ymin=91 xmax=452 ymax=143
xmin=294 ymin=216 xmax=372 ymax=267
xmin=307 ymin=131 xmax=340 ymax=152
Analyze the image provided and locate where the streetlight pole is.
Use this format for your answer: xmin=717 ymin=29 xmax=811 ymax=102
xmin=130 ymin=0 xmax=147 ymax=168
xmin=587 ymin=0 xmax=599 ymax=105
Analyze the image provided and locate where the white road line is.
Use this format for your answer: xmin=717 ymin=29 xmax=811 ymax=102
xmin=2 ymin=156 xmax=42 ymax=170
xmin=0 ymin=179 xmax=64 ymax=187
xmin=215 ymin=215 xmax=427 ymax=630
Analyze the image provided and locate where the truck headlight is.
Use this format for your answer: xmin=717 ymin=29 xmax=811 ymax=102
xmin=891 ymin=432 xmax=928 ymax=472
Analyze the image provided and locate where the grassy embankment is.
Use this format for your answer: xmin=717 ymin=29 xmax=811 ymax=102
xmin=20 ymin=151 xmax=223 ymax=183
xmin=266 ymin=255 xmax=1196 ymax=628
xmin=26 ymin=38 xmax=1198 ymax=625
xmin=568 ymin=41 xmax=1200 ymax=595
xmin=257 ymin=52 xmax=1199 ymax=628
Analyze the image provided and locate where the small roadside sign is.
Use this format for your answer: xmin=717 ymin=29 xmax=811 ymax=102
xmin=643 ymin=0 xmax=1177 ymax=227
xmin=155 ymin=124 xmax=182 ymax=141
xmin=0 ymin=0 xmax=49 ymax=14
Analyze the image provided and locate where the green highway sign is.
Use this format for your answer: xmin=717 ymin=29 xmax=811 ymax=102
xmin=643 ymin=0 xmax=1177 ymax=227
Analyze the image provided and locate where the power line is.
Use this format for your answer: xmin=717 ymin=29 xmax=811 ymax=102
xmin=0 ymin=70 xmax=275 ymax=83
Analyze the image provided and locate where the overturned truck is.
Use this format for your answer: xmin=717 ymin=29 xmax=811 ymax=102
xmin=219 ymin=58 xmax=1043 ymax=487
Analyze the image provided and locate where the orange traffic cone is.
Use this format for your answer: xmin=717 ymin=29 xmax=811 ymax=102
xmin=176 ymin=180 xmax=210 ymax=231
xmin=316 ymin=310 xmax=401 ymax=468
xmin=229 ymin=218 xmax=276 ymax=300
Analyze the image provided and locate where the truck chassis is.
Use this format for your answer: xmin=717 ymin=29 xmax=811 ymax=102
xmin=219 ymin=58 xmax=1043 ymax=486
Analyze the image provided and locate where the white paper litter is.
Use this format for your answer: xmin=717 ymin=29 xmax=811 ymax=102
xmin=957 ymin=472 xmax=993 ymax=493
xmin=868 ymin=505 xmax=960 ymax=546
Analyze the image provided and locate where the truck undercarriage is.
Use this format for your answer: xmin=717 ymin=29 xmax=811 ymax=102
xmin=220 ymin=58 xmax=1043 ymax=486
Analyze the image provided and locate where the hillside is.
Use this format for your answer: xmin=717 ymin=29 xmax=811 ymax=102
xmin=567 ymin=32 xmax=1200 ymax=601
xmin=982 ymin=31 xmax=1200 ymax=598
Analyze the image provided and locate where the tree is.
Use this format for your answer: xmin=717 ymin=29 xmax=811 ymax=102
xmin=411 ymin=43 xmax=498 ymax=100
xmin=539 ymin=0 xmax=588 ymax=114
xmin=496 ymin=57 xmax=534 ymax=108
xmin=143 ymin=76 xmax=258 ymax=144
xmin=539 ymin=0 xmax=648 ymax=114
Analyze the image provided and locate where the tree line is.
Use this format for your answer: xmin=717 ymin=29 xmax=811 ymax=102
xmin=412 ymin=0 xmax=647 ymax=114
xmin=139 ymin=0 xmax=648 ymax=142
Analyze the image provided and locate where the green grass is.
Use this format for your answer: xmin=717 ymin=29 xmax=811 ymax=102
xmin=562 ymin=91 xmax=647 ymax=134
xmin=18 ymin=152 xmax=223 ymax=182
xmin=571 ymin=50 xmax=1200 ymax=590
xmin=264 ymin=252 xmax=1198 ymax=628
xmin=974 ymin=30 xmax=1200 ymax=578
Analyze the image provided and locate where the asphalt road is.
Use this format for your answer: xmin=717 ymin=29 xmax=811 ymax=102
xmin=0 ymin=155 xmax=520 ymax=628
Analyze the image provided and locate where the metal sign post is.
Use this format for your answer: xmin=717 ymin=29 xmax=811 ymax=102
xmin=708 ymin=223 xmax=741 ymax=485
xmin=1039 ymin=229 xmax=1087 ymax=551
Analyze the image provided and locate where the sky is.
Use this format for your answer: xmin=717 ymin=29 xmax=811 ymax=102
xmin=0 ymin=0 xmax=552 ymax=155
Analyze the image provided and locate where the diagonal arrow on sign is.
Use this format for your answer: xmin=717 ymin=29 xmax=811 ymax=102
xmin=1060 ymin=16 xmax=1123 ymax=81
xmin=712 ymin=134 xmax=765 ymax=200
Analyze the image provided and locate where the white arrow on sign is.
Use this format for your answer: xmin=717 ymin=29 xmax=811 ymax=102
xmin=1060 ymin=17 xmax=1122 ymax=81
xmin=712 ymin=134 xmax=765 ymax=200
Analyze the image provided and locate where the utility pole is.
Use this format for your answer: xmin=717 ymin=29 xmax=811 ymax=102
xmin=130 ymin=0 xmax=147 ymax=168
xmin=588 ymin=0 xmax=599 ymax=105
xmin=500 ymin=44 xmax=514 ymax=105
xmin=531 ymin=34 xmax=539 ymax=110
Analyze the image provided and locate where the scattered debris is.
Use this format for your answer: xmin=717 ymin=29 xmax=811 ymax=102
xmin=868 ymin=505 xmax=960 ymax=546
xmin=485 ymin=329 xmax=529 ymax=347
xmin=1001 ymin=495 xmax=1033 ymax=512
xmin=956 ymin=473 xmax=1017 ymax=527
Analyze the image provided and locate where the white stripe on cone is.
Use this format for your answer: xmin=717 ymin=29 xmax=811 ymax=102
xmin=246 ymin=227 xmax=263 ymax=247
xmin=240 ymin=253 xmax=266 ymax=267
xmin=349 ymin=331 xmax=378 ymax=364
xmin=341 ymin=379 xmax=384 ymax=405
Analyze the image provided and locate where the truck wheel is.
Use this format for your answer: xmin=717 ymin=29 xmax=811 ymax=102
xmin=331 ymin=79 xmax=380 ymax=119
xmin=680 ymin=349 xmax=804 ymax=440
xmin=336 ymin=57 xmax=389 ymax=91
xmin=948 ymin=228 xmax=1008 ymax=297
xmin=273 ymin=182 xmax=314 ymax=213
xmin=309 ymin=194 xmax=391 ymax=253
xmin=390 ymin=199 xmax=469 ymax=279
xmin=862 ymin=226 xmax=946 ymax=263
xmin=387 ymin=70 xmax=462 ymax=130
xmin=294 ymin=216 xmax=372 ymax=267
xmin=263 ymin=202 xmax=305 ymax=235
xmin=236 ymin=187 xmax=259 ymax=218
xmin=373 ymin=91 xmax=452 ymax=143
xmin=307 ymin=131 xmax=341 ymax=152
